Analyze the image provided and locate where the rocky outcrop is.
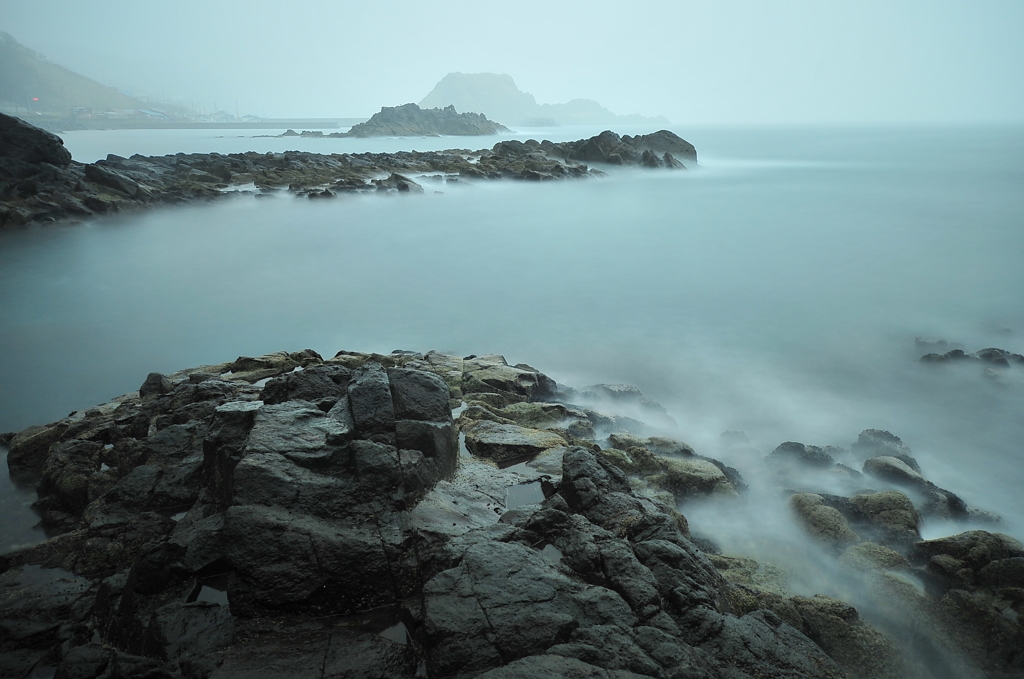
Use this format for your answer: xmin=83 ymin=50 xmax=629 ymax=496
xmin=0 ymin=113 xmax=696 ymax=228
xmin=343 ymin=103 xmax=509 ymax=137
xmin=3 ymin=348 xmax=1021 ymax=679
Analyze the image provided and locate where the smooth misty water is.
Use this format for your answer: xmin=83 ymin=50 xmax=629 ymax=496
xmin=2 ymin=126 xmax=1023 ymax=569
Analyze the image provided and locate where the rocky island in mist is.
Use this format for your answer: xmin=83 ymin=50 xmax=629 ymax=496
xmin=420 ymin=72 xmax=670 ymax=127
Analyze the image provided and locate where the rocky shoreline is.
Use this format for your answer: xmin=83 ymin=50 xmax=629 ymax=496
xmin=2 ymin=348 xmax=1022 ymax=679
xmin=0 ymin=112 xmax=696 ymax=229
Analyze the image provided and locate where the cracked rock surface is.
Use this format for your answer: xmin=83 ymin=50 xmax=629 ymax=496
xmin=1 ymin=349 xmax=1020 ymax=678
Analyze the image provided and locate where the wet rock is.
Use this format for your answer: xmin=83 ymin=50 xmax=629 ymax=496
xmin=462 ymin=354 xmax=557 ymax=402
xmin=838 ymin=542 xmax=911 ymax=572
xmin=862 ymin=456 xmax=969 ymax=520
xmin=387 ymin=367 xmax=452 ymax=422
xmin=977 ymin=557 xmax=1024 ymax=588
xmin=851 ymin=429 xmax=920 ymax=472
xmin=0 ymin=111 xmax=72 ymax=167
xmin=789 ymin=493 xmax=860 ymax=549
xmin=475 ymin=654 xmax=651 ymax=678
xmin=914 ymin=530 xmax=1024 ymax=571
xmin=788 ymin=595 xmax=907 ymax=679
xmin=0 ymin=565 xmax=94 ymax=673
xmin=347 ymin=362 xmax=396 ymax=441
xmin=373 ymin=172 xmax=424 ymax=194
xmin=767 ymin=441 xmax=838 ymax=469
xmin=422 ymin=540 xmax=637 ymax=677
xmin=259 ymin=364 xmax=351 ymax=406
xmin=463 ymin=420 xmax=566 ymax=462
xmin=850 ymin=491 xmax=921 ymax=550
xmin=650 ymin=458 xmax=738 ymax=502
xmin=7 ymin=422 xmax=68 ymax=480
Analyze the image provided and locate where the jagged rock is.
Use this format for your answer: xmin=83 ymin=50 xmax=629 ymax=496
xmin=259 ymin=364 xmax=351 ymax=406
xmin=5 ymin=349 xmax=1012 ymax=679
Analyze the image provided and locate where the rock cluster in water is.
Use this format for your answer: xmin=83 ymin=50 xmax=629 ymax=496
xmin=341 ymin=103 xmax=509 ymax=137
xmin=2 ymin=348 xmax=1022 ymax=679
xmin=0 ymin=112 xmax=695 ymax=229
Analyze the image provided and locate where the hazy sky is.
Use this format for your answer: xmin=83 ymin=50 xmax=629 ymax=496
xmin=3 ymin=0 xmax=1023 ymax=124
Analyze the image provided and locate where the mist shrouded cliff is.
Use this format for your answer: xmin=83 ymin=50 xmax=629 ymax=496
xmin=420 ymin=72 xmax=670 ymax=127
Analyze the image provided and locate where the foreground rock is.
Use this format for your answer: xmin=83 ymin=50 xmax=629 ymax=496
xmin=2 ymin=350 xmax=1020 ymax=679
xmin=0 ymin=112 xmax=696 ymax=228
xmin=0 ymin=349 xmax=867 ymax=678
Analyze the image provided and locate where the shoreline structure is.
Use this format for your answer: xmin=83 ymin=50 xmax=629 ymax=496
xmin=1 ymin=347 xmax=1022 ymax=678
xmin=0 ymin=112 xmax=695 ymax=230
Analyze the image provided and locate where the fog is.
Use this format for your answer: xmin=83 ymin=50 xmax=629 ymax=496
xmin=3 ymin=0 xmax=1024 ymax=124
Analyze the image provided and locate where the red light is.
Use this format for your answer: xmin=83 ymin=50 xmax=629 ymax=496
xmin=32 ymin=98 xmax=39 ymax=101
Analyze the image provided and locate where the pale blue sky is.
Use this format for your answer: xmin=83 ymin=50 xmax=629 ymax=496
xmin=3 ymin=0 xmax=1022 ymax=123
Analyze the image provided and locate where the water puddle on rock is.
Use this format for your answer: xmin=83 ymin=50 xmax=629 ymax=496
xmin=540 ymin=543 xmax=564 ymax=564
xmin=458 ymin=432 xmax=471 ymax=458
xmin=189 ymin=573 xmax=231 ymax=605
xmin=333 ymin=604 xmax=411 ymax=645
xmin=505 ymin=481 xmax=546 ymax=510
xmin=378 ymin=621 xmax=410 ymax=645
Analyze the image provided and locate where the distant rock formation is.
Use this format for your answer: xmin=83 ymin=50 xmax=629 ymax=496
xmin=342 ymin=103 xmax=508 ymax=137
xmin=0 ymin=113 xmax=695 ymax=228
xmin=420 ymin=72 xmax=670 ymax=127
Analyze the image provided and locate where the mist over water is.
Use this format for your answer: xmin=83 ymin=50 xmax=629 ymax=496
xmin=2 ymin=125 xmax=1023 ymax=572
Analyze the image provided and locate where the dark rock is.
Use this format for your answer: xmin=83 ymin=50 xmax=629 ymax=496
xmin=851 ymin=429 xmax=920 ymax=471
xmin=84 ymin=164 xmax=140 ymax=198
xmin=767 ymin=441 xmax=837 ymax=469
xmin=7 ymin=422 xmax=68 ymax=481
xmin=422 ymin=540 xmax=636 ymax=677
xmin=344 ymin=103 xmax=509 ymax=137
xmin=373 ymin=172 xmax=423 ymax=194
xmin=387 ymin=367 xmax=452 ymax=421
xmin=259 ymin=364 xmax=351 ymax=405
xmin=347 ymin=362 xmax=396 ymax=441
xmin=0 ymin=112 xmax=72 ymax=167
xmin=139 ymin=372 xmax=172 ymax=399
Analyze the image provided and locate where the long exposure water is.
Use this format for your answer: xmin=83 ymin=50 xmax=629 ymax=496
xmin=2 ymin=125 xmax=1023 ymax=596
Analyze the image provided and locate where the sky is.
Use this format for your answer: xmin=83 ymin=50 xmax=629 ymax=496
xmin=2 ymin=0 xmax=1023 ymax=124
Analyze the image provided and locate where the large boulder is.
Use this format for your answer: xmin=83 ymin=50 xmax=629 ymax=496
xmin=463 ymin=420 xmax=566 ymax=462
xmin=0 ymin=112 xmax=72 ymax=167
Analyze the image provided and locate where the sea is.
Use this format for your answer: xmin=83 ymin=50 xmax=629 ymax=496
xmin=2 ymin=124 xmax=1023 ymax=606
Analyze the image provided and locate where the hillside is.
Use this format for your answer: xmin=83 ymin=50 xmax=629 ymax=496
xmin=0 ymin=32 xmax=144 ymax=115
xmin=420 ymin=72 xmax=669 ymax=127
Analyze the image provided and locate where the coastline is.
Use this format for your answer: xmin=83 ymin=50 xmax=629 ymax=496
xmin=1 ymin=113 xmax=695 ymax=229
xmin=1 ymin=348 xmax=1021 ymax=678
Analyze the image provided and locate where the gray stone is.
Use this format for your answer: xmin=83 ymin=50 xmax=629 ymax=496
xmin=387 ymin=367 xmax=452 ymax=421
